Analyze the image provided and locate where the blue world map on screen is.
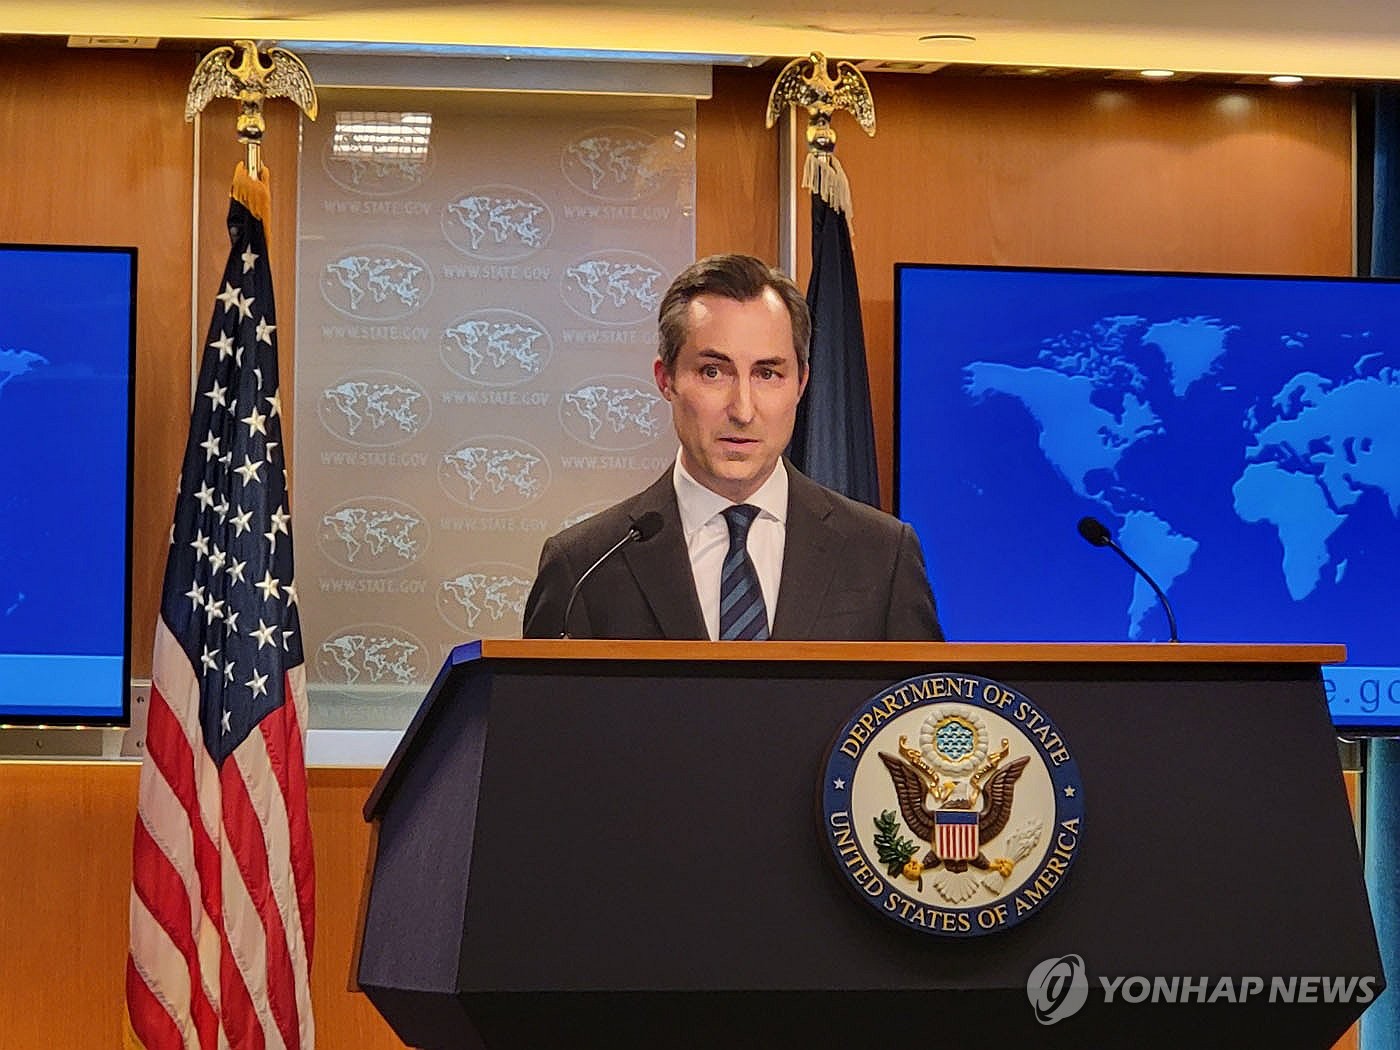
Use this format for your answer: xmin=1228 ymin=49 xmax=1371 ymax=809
xmin=897 ymin=267 xmax=1400 ymax=729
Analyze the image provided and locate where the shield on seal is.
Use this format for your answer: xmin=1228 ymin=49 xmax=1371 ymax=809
xmin=934 ymin=808 xmax=979 ymax=861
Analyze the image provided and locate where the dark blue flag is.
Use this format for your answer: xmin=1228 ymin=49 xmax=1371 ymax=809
xmin=788 ymin=195 xmax=880 ymax=507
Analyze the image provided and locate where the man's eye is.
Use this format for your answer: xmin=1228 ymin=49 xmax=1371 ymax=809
xmin=758 ymin=368 xmax=777 ymax=380
xmin=700 ymin=364 xmax=721 ymax=378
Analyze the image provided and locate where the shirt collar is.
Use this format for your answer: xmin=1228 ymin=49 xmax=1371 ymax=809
xmin=674 ymin=456 xmax=789 ymax=540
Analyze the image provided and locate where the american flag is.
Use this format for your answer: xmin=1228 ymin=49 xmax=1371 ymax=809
xmin=934 ymin=808 xmax=980 ymax=862
xmin=127 ymin=169 xmax=315 ymax=1049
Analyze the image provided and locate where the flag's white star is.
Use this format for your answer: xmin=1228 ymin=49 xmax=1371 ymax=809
xmin=241 ymin=246 xmax=259 ymax=273
xmin=215 ymin=282 xmax=241 ymax=313
xmin=282 ymin=627 xmax=297 ymax=650
xmin=235 ymin=291 xmax=255 ymax=321
xmin=194 ymin=482 xmax=216 ymax=510
xmin=219 ymin=450 xmax=233 ymax=469
xmin=223 ymin=607 xmax=240 ymax=633
xmin=265 ymin=390 xmax=281 ymax=417
xmin=241 ymin=405 xmax=268 ymax=437
xmin=833 ymin=778 xmax=846 ymax=790
xmin=230 ymin=508 xmax=253 ymax=536
xmin=201 ymin=645 xmax=220 ymax=672
xmin=185 ymin=582 xmax=206 ymax=611
xmin=246 ymin=669 xmax=269 ymax=699
xmin=213 ymin=497 xmax=230 ymax=522
xmin=235 ymin=344 xmax=244 ymax=367
xmin=265 ymin=505 xmax=289 ymax=553
xmin=234 ymin=456 xmax=264 ymax=485
xmin=203 ymin=598 xmax=225 ymax=625
xmin=256 ymin=317 xmax=276 ymax=345
xmin=208 ymin=544 xmax=226 ymax=573
xmin=227 ymin=557 xmax=247 ymax=585
xmin=204 ymin=381 xmax=227 ymax=409
xmin=222 ymin=661 xmax=236 ymax=684
xmin=199 ymin=432 xmax=221 ymax=461
xmin=210 ymin=332 xmax=236 ymax=360
xmin=255 ymin=570 xmax=281 ymax=602
xmin=284 ymin=580 xmax=298 ymax=607
xmin=254 ymin=367 xmax=263 ymax=390
xmin=221 ymin=708 xmax=232 ymax=733
xmin=190 ymin=530 xmax=210 ymax=557
xmin=251 ymin=619 xmax=278 ymax=650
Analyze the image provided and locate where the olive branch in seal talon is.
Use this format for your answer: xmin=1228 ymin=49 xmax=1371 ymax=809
xmin=185 ymin=39 xmax=319 ymax=178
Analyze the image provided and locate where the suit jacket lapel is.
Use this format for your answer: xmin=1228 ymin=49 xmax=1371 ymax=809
xmin=772 ymin=465 xmax=841 ymax=640
xmin=620 ymin=471 xmax=708 ymax=639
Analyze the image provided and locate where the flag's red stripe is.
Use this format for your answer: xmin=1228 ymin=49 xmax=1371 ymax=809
xmin=220 ymin=931 xmax=266 ymax=1050
xmin=263 ymin=683 xmax=316 ymax=959
xmin=131 ymin=818 xmax=219 ymax=1048
xmin=147 ymin=682 xmax=223 ymax=928
xmin=144 ymin=674 xmax=263 ymax=1048
xmin=126 ymin=956 xmax=184 ymax=1050
xmin=222 ymin=756 xmax=303 ymax=1049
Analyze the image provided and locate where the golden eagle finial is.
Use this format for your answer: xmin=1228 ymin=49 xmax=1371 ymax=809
xmin=765 ymin=51 xmax=876 ymax=151
xmin=765 ymin=52 xmax=875 ymax=220
xmin=186 ymin=40 xmax=319 ymax=177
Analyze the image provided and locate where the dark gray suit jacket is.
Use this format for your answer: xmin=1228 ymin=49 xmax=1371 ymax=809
xmin=522 ymin=465 xmax=942 ymax=640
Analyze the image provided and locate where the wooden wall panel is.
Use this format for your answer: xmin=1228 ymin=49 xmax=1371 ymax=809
xmin=0 ymin=763 xmax=400 ymax=1047
xmin=0 ymin=46 xmax=197 ymax=678
xmin=695 ymin=66 xmax=781 ymax=262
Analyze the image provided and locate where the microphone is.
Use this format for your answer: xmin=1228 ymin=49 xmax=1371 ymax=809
xmin=560 ymin=511 xmax=664 ymax=638
xmin=1076 ymin=516 xmax=1180 ymax=643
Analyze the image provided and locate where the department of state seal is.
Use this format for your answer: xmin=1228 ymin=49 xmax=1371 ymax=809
xmin=820 ymin=673 xmax=1084 ymax=937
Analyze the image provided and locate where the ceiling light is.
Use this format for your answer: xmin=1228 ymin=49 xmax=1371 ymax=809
xmin=1139 ymin=69 xmax=1176 ymax=79
xmin=1269 ymin=75 xmax=1304 ymax=85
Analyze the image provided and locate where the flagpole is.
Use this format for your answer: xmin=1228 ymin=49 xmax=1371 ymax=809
xmin=767 ymin=52 xmax=883 ymax=507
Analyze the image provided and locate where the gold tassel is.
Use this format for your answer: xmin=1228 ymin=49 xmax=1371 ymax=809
xmin=230 ymin=161 xmax=272 ymax=227
xmin=802 ymin=151 xmax=854 ymax=227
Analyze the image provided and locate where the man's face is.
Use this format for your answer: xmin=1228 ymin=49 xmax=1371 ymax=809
xmin=654 ymin=289 xmax=807 ymax=503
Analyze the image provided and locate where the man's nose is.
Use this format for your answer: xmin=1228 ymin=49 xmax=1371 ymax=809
xmin=727 ymin=376 xmax=755 ymax=423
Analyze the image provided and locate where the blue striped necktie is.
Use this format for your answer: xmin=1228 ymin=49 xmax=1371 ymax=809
xmin=719 ymin=504 xmax=769 ymax=641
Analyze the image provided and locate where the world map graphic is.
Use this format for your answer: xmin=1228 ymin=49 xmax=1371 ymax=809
xmin=897 ymin=268 xmax=1400 ymax=679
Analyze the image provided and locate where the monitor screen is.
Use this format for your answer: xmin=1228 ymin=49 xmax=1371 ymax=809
xmin=896 ymin=263 xmax=1400 ymax=733
xmin=0 ymin=244 xmax=136 ymax=724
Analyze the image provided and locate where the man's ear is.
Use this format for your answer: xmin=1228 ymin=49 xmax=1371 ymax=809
xmin=654 ymin=358 xmax=674 ymax=401
xmin=797 ymin=364 xmax=810 ymax=400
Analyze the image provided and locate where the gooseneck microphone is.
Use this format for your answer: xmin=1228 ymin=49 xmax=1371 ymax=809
xmin=560 ymin=511 xmax=664 ymax=638
xmin=1076 ymin=515 xmax=1180 ymax=643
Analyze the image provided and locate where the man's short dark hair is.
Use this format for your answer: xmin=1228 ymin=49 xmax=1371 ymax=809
xmin=656 ymin=253 xmax=811 ymax=375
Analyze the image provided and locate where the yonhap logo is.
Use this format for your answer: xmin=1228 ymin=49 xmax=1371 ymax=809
xmin=1027 ymin=954 xmax=1089 ymax=1024
xmin=1024 ymin=956 xmax=1380 ymax=1025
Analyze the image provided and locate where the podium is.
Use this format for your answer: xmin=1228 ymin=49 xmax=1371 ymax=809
xmin=355 ymin=641 xmax=1381 ymax=1049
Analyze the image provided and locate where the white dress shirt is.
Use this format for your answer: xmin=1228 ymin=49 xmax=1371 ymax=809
xmin=673 ymin=457 xmax=788 ymax=641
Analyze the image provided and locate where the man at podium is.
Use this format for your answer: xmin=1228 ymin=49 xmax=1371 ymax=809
xmin=523 ymin=253 xmax=942 ymax=641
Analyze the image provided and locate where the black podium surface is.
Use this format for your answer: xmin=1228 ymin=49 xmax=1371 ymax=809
xmin=356 ymin=641 xmax=1381 ymax=1049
